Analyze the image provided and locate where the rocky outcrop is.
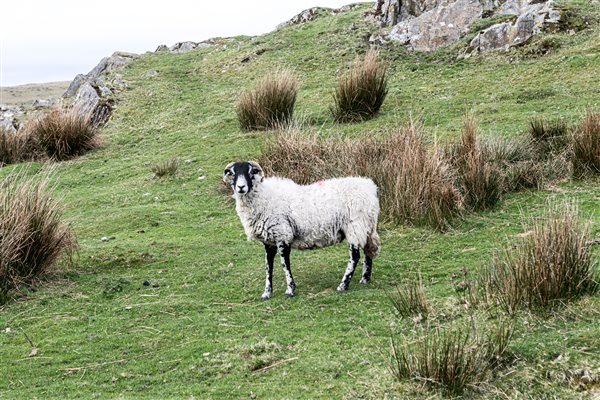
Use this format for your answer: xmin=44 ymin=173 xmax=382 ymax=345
xmin=374 ymin=0 xmax=445 ymax=27
xmin=370 ymin=0 xmax=499 ymax=50
xmin=370 ymin=0 xmax=560 ymax=53
xmin=62 ymin=52 xmax=138 ymax=125
xmin=0 ymin=105 xmax=24 ymax=133
xmin=277 ymin=4 xmax=362 ymax=29
xmin=395 ymin=0 xmax=496 ymax=51
xmin=462 ymin=0 xmax=560 ymax=57
xmin=155 ymin=41 xmax=212 ymax=54
xmin=277 ymin=7 xmax=324 ymax=29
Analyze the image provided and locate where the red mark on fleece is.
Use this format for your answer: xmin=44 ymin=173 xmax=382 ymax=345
xmin=316 ymin=180 xmax=325 ymax=187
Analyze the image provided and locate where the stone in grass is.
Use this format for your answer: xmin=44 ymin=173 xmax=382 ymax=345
xmin=143 ymin=70 xmax=158 ymax=77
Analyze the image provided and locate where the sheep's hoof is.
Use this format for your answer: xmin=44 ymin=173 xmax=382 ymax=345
xmin=359 ymin=277 xmax=370 ymax=284
xmin=336 ymin=284 xmax=348 ymax=292
xmin=284 ymin=292 xmax=295 ymax=299
xmin=260 ymin=292 xmax=271 ymax=301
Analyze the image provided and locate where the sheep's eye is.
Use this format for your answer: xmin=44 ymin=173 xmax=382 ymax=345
xmin=251 ymin=168 xmax=261 ymax=175
xmin=224 ymin=169 xmax=233 ymax=176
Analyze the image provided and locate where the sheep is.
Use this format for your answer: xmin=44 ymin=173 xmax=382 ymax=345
xmin=223 ymin=160 xmax=380 ymax=299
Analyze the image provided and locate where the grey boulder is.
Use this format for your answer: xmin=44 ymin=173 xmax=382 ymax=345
xmin=463 ymin=0 xmax=561 ymax=57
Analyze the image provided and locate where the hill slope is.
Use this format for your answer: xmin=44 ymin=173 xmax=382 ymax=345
xmin=1 ymin=2 xmax=600 ymax=399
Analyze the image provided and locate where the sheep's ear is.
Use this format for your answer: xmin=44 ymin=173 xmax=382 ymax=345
xmin=223 ymin=162 xmax=235 ymax=183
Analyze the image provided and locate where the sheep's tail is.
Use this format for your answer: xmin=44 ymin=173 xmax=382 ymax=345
xmin=364 ymin=230 xmax=380 ymax=259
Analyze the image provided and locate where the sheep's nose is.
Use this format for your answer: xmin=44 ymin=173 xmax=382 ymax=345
xmin=237 ymin=184 xmax=246 ymax=191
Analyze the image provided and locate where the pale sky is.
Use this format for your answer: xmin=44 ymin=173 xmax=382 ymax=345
xmin=0 ymin=0 xmax=364 ymax=87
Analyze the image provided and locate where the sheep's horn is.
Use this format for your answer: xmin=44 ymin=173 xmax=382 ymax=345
xmin=248 ymin=161 xmax=263 ymax=171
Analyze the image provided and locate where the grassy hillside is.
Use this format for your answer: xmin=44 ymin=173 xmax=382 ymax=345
xmin=1 ymin=2 xmax=600 ymax=398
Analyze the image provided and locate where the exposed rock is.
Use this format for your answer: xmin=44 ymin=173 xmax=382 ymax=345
xmin=277 ymin=4 xmax=361 ymax=30
xmin=497 ymin=0 xmax=530 ymax=15
xmin=74 ymin=83 xmax=100 ymax=115
xmin=72 ymin=82 xmax=111 ymax=125
xmin=63 ymin=74 xmax=86 ymax=98
xmin=371 ymin=0 xmax=560 ymax=52
xmin=169 ymin=41 xmax=197 ymax=53
xmin=0 ymin=105 xmax=24 ymax=133
xmin=143 ymin=70 xmax=158 ymax=77
xmin=86 ymin=52 xmax=136 ymax=81
xmin=462 ymin=0 xmax=560 ymax=57
xmin=160 ymin=41 xmax=212 ymax=53
xmin=374 ymin=0 xmax=444 ymax=27
xmin=372 ymin=0 xmax=400 ymax=26
xmin=0 ymin=115 xmax=19 ymax=133
xmin=469 ymin=21 xmax=512 ymax=52
xmin=277 ymin=7 xmax=324 ymax=29
xmin=62 ymin=52 xmax=137 ymax=125
xmin=98 ymin=86 xmax=113 ymax=97
xmin=390 ymin=0 xmax=492 ymax=50
xmin=32 ymin=97 xmax=60 ymax=109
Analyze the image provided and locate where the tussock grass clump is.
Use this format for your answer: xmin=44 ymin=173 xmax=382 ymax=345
xmin=529 ymin=116 xmax=569 ymax=157
xmin=152 ymin=157 xmax=179 ymax=178
xmin=484 ymin=203 xmax=598 ymax=315
xmin=0 ymin=128 xmax=36 ymax=166
xmin=376 ymin=121 xmax=463 ymax=229
xmin=529 ymin=117 xmax=568 ymax=143
xmin=259 ymin=120 xmax=462 ymax=230
xmin=480 ymin=136 xmax=545 ymax=191
xmin=388 ymin=321 xmax=512 ymax=395
xmin=480 ymin=135 xmax=533 ymax=165
xmin=332 ymin=50 xmax=388 ymax=123
xmin=447 ymin=114 xmax=502 ymax=210
xmin=27 ymin=108 xmax=99 ymax=160
xmin=572 ymin=110 xmax=600 ymax=177
xmin=389 ymin=274 xmax=429 ymax=319
xmin=0 ymin=172 xmax=76 ymax=292
xmin=236 ymin=70 xmax=298 ymax=131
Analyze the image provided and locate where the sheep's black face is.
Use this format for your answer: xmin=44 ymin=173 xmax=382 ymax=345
xmin=223 ymin=161 xmax=264 ymax=195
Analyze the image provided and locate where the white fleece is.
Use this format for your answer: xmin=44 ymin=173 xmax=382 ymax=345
xmin=233 ymin=176 xmax=380 ymax=254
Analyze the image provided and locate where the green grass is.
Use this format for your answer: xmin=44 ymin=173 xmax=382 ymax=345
xmin=1 ymin=2 xmax=600 ymax=398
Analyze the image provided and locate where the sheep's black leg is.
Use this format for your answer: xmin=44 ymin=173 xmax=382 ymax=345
xmin=337 ymin=244 xmax=360 ymax=291
xmin=277 ymin=242 xmax=295 ymax=297
xmin=359 ymin=255 xmax=373 ymax=284
xmin=261 ymin=244 xmax=277 ymax=300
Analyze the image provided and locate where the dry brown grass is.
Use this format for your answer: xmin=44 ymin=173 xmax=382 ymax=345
xmin=0 ymin=171 xmax=76 ymax=292
xmin=332 ymin=49 xmax=388 ymax=123
xmin=572 ymin=110 xmax=600 ymax=177
xmin=484 ymin=202 xmax=598 ymax=315
xmin=26 ymin=108 xmax=99 ymax=161
xmin=0 ymin=127 xmax=37 ymax=166
xmin=151 ymin=157 xmax=179 ymax=178
xmin=446 ymin=114 xmax=503 ymax=211
xmin=236 ymin=70 xmax=299 ymax=131
xmin=388 ymin=320 xmax=513 ymax=395
xmin=259 ymin=120 xmax=462 ymax=230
